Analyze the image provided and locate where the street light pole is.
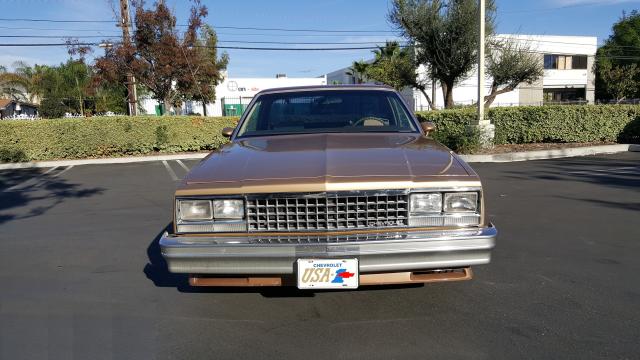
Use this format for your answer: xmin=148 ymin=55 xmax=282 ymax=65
xmin=474 ymin=0 xmax=494 ymax=147
xmin=477 ymin=0 xmax=485 ymax=125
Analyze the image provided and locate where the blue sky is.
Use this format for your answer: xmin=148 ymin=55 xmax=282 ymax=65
xmin=0 ymin=0 xmax=637 ymax=77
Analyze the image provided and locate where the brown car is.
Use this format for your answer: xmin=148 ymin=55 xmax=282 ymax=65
xmin=160 ymin=85 xmax=496 ymax=289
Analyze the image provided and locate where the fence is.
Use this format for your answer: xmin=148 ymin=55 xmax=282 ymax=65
xmin=220 ymin=97 xmax=254 ymax=117
xmin=415 ymin=99 xmax=593 ymax=111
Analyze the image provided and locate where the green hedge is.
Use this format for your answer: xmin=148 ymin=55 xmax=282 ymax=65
xmin=417 ymin=105 xmax=640 ymax=151
xmin=0 ymin=116 xmax=238 ymax=162
xmin=2 ymin=105 xmax=639 ymax=162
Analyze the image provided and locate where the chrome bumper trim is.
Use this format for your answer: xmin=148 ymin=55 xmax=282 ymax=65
xmin=160 ymin=224 xmax=497 ymax=274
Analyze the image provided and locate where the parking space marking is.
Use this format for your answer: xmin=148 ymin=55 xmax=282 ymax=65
xmin=162 ymin=160 xmax=179 ymax=181
xmin=53 ymin=165 xmax=74 ymax=177
xmin=5 ymin=166 xmax=59 ymax=191
xmin=176 ymin=160 xmax=190 ymax=172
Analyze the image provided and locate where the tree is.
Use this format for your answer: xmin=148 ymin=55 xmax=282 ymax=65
xmin=179 ymin=25 xmax=229 ymax=116
xmin=364 ymin=41 xmax=435 ymax=110
xmin=599 ymin=62 xmax=640 ymax=103
xmin=95 ymin=0 xmax=228 ymax=115
xmin=0 ymin=63 xmax=30 ymax=101
xmin=596 ymin=10 xmax=640 ymax=101
xmin=389 ymin=0 xmax=496 ymax=108
xmin=346 ymin=61 xmax=369 ymax=84
xmin=484 ymin=40 xmax=544 ymax=108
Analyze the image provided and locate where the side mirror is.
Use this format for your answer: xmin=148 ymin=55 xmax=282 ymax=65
xmin=221 ymin=127 xmax=234 ymax=138
xmin=421 ymin=121 xmax=436 ymax=137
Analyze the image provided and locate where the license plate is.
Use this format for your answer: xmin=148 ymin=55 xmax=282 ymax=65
xmin=296 ymin=259 xmax=359 ymax=289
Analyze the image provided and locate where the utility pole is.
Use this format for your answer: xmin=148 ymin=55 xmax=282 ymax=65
xmin=119 ymin=0 xmax=137 ymax=116
xmin=474 ymin=0 xmax=494 ymax=147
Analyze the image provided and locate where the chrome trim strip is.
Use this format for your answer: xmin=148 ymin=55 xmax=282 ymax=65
xmin=163 ymin=224 xmax=496 ymax=247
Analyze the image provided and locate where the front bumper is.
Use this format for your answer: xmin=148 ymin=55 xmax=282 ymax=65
xmin=159 ymin=224 xmax=497 ymax=274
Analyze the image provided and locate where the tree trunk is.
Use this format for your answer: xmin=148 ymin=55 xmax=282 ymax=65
xmin=162 ymin=97 xmax=172 ymax=116
xmin=483 ymin=82 xmax=500 ymax=108
xmin=417 ymin=88 xmax=434 ymax=111
xmin=484 ymin=82 xmax=515 ymax=109
xmin=484 ymin=94 xmax=497 ymax=108
xmin=442 ymin=81 xmax=454 ymax=108
xmin=202 ymin=102 xmax=207 ymax=117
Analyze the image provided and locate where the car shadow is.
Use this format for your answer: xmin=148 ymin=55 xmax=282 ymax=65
xmin=143 ymin=225 xmax=425 ymax=297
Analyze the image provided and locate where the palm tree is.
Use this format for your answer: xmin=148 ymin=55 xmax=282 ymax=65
xmin=346 ymin=60 xmax=369 ymax=84
xmin=373 ymin=41 xmax=402 ymax=61
xmin=0 ymin=65 xmax=30 ymax=101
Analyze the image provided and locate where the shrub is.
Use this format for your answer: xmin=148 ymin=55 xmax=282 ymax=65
xmin=417 ymin=105 xmax=640 ymax=152
xmin=415 ymin=109 xmax=478 ymax=152
xmin=0 ymin=115 xmax=239 ymax=162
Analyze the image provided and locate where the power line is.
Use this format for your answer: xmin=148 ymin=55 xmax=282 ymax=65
xmin=0 ymin=35 xmax=405 ymax=45
xmin=0 ymin=18 xmax=396 ymax=34
xmin=0 ymin=25 xmax=120 ymax=33
xmin=1 ymin=42 xmax=639 ymax=59
xmin=211 ymin=25 xmax=395 ymax=34
xmin=0 ymin=25 xmax=396 ymax=38
xmin=0 ymin=18 xmax=115 ymax=23
xmin=0 ymin=42 xmax=388 ymax=51
xmin=0 ymin=35 xmax=121 ymax=39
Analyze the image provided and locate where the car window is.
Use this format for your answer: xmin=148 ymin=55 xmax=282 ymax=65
xmin=236 ymin=90 xmax=418 ymax=137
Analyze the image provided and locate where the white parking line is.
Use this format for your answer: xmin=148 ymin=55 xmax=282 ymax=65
xmin=53 ymin=165 xmax=74 ymax=177
xmin=5 ymin=166 xmax=59 ymax=191
xmin=162 ymin=160 xmax=179 ymax=181
xmin=175 ymin=160 xmax=190 ymax=172
xmin=43 ymin=167 xmax=59 ymax=175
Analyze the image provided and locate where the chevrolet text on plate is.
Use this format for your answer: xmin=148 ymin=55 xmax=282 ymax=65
xmin=159 ymin=85 xmax=497 ymax=290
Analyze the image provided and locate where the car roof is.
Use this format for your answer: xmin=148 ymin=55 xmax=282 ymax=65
xmin=255 ymin=84 xmax=396 ymax=95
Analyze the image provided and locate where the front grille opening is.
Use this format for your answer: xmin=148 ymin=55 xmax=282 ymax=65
xmin=246 ymin=193 xmax=409 ymax=232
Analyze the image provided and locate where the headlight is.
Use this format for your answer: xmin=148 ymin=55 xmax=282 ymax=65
xmin=444 ymin=192 xmax=478 ymax=213
xmin=213 ymin=199 xmax=244 ymax=219
xmin=178 ymin=200 xmax=212 ymax=221
xmin=410 ymin=193 xmax=442 ymax=215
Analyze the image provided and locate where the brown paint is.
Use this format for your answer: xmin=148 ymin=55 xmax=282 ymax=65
xmin=179 ymin=132 xmax=477 ymax=195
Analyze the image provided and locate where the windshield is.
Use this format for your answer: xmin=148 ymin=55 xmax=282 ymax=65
xmin=236 ymin=90 xmax=418 ymax=137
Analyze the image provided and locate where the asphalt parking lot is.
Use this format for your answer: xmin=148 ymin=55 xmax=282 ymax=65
xmin=1 ymin=153 xmax=639 ymax=359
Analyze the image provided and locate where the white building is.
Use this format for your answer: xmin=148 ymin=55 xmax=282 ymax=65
xmin=326 ymin=34 xmax=598 ymax=111
xmin=140 ymin=74 xmax=326 ymax=116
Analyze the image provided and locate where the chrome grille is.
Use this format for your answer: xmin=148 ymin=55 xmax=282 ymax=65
xmin=246 ymin=193 xmax=409 ymax=232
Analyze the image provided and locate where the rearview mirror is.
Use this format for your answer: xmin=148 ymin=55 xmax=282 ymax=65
xmin=221 ymin=127 xmax=234 ymax=138
xmin=421 ymin=121 xmax=436 ymax=137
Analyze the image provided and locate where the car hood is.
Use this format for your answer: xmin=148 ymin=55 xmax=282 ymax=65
xmin=180 ymin=133 xmax=476 ymax=194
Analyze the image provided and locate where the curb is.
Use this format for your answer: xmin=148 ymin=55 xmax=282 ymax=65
xmin=459 ymin=144 xmax=634 ymax=163
xmin=0 ymin=144 xmax=637 ymax=170
xmin=0 ymin=153 xmax=209 ymax=170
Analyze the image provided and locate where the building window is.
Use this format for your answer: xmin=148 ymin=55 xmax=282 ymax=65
xmin=544 ymin=55 xmax=557 ymax=69
xmin=544 ymin=54 xmax=588 ymax=70
xmin=572 ymin=55 xmax=588 ymax=69
xmin=543 ymin=88 xmax=587 ymax=104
